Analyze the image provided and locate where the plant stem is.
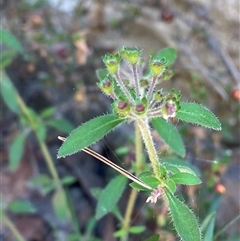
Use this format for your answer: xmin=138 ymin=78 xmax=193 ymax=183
xmin=16 ymin=93 xmax=61 ymax=185
xmin=121 ymin=124 xmax=142 ymax=241
xmin=121 ymin=188 xmax=138 ymax=241
xmin=136 ymin=118 xmax=161 ymax=178
xmin=3 ymin=214 xmax=26 ymax=241
xmin=135 ymin=123 xmax=143 ymax=173
xmin=146 ymin=76 xmax=157 ymax=100
xmin=115 ymin=72 xmax=135 ymax=104
xmin=132 ymin=63 xmax=140 ymax=98
xmin=37 ymin=136 xmax=60 ymax=184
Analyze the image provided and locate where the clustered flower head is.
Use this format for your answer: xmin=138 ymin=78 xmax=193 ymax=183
xmin=98 ymin=46 xmax=181 ymax=121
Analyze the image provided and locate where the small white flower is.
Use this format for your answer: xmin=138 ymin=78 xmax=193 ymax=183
xmin=146 ymin=186 xmax=163 ymax=203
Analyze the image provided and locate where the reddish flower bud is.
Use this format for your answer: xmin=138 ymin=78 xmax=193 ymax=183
xmin=113 ymin=100 xmax=131 ymax=117
xmin=231 ymin=88 xmax=240 ymax=100
xmin=214 ymin=183 xmax=226 ymax=194
xmin=135 ymin=103 xmax=145 ymax=113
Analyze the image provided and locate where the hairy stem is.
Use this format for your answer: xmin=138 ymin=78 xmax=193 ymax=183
xmin=115 ymin=72 xmax=135 ymax=104
xmin=132 ymin=63 xmax=140 ymax=98
xmin=121 ymin=124 xmax=142 ymax=241
xmin=136 ymin=118 xmax=161 ymax=178
xmin=146 ymin=76 xmax=158 ymax=100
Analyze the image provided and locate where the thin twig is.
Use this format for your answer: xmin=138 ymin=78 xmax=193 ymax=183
xmin=207 ymin=35 xmax=240 ymax=86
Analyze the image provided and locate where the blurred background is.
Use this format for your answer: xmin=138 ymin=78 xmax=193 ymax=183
xmin=1 ymin=0 xmax=240 ymax=240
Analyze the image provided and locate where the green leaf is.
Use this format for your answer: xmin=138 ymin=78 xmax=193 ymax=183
xmin=170 ymin=172 xmax=202 ymax=185
xmin=57 ymin=114 xmax=125 ymax=158
xmin=40 ymin=107 xmax=55 ymax=118
xmin=143 ymin=234 xmax=160 ymax=241
xmin=152 ymin=118 xmax=185 ymax=157
xmin=164 ymin=165 xmax=180 ymax=174
xmin=96 ymin=175 xmax=127 ymax=219
xmin=130 ymin=171 xmax=159 ymax=191
xmin=201 ymin=212 xmax=216 ymax=241
xmin=9 ymin=131 xmax=28 ymax=171
xmin=111 ymin=206 xmax=123 ymax=222
xmin=29 ymin=174 xmax=52 ymax=187
xmin=114 ymin=229 xmax=127 ymax=238
xmin=129 ymin=225 xmax=145 ymax=234
xmin=7 ymin=200 xmax=36 ymax=214
xmin=96 ymin=69 xmax=108 ymax=81
xmin=91 ymin=188 xmax=102 ymax=199
xmin=162 ymin=156 xmax=200 ymax=176
xmin=165 ymin=179 xmax=176 ymax=193
xmin=165 ymin=190 xmax=201 ymax=241
xmin=0 ymin=49 xmax=16 ymax=69
xmin=52 ymin=189 xmax=69 ymax=221
xmin=155 ymin=47 xmax=177 ymax=66
xmin=29 ymin=174 xmax=55 ymax=194
xmin=129 ymin=182 xmax=150 ymax=191
xmin=139 ymin=176 xmax=159 ymax=189
xmin=67 ymin=234 xmax=82 ymax=241
xmin=85 ymin=217 xmax=98 ymax=236
xmin=176 ymin=102 xmax=221 ymax=130
xmin=61 ymin=176 xmax=76 ymax=185
xmin=46 ymin=119 xmax=74 ymax=133
xmin=0 ymin=29 xmax=24 ymax=54
xmin=138 ymin=171 xmax=153 ymax=179
xmin=115 ymin=146 xmax=130 ymax=155
xmin=0 ymin=72 xmax=19 ymax=113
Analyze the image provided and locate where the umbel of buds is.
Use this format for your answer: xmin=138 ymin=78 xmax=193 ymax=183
xmin=98 ymin=47 xmax=181 ymax=121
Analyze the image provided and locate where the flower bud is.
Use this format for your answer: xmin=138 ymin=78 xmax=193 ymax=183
xmin=103 ymin=53 xmax=121 ymax=74
xmin=162 ymin=68 xmax=174 ymax=81
xmin=97 ymin=78 xmax=113 ymax=95
xmin=167 ymin=89 xmax=181 ymax=101
xmin=120 ymin=46 xmax=142 ymax=65
xmin=154 ymin=89 xmax=164 ymax=101
xmin=150 ymin=57 xmax=167 ymax=77
xmin=133 ymin=98 xmax=148 ymax=116
xmin=162 ymin=99 xmax=179 ymax=119
xmin=214 ymin=183 xmax=226 ymax=194
xmin=140 ymin=79 xmax=149 ymax=88
xmin=113 ymin=100 xmax=131 ymax=117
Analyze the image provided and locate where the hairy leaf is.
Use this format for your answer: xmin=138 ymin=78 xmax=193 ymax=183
xmin=165 ymin=179 xmax=176 ymax=193
xmin=58 ymin=114 xmax=125 ymax=158
xmin=170 ymin=172 xmax=202 ymax=185
xmin=155 ymin=47 xmax=177 ymax=66
xmin=152 ymin=118 xmax=185 ymax=157
xmin=162 ymin=156 xmax=200 ymax=176
xmin=165 ymin=190 xmax=201 ymax=241
xmin=176 ymin=102 xmax=221 ymax=130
